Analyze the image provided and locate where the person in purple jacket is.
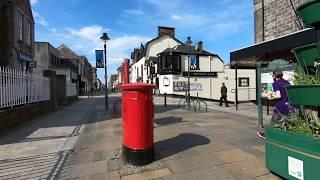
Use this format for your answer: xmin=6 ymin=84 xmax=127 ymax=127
xmin=258 ymin=70 xmax=291 ymax=139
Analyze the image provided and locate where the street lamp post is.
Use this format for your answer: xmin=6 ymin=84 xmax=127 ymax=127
xmin=185 ymin=36 xmax=193 ymax=110
xmin=100 ymin=33 xmax=110 ymax=110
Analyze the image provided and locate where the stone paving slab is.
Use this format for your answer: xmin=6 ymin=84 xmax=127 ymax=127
xmin=165 ymin=153 xmax=225 ymax=174
xmin=0 ymin=94 xmax=281 ymax=180
xmin=220 ymin=157 xmax=270 ymax=179
xmin=122 ymin=168 xmax=172 ymax=180
xmin=63 ymin=160 xmax=109 ymax=179
xmin=78 ymin=171 xmax=120 ymax=180
xmin=154 ymin=166 xmax=237 ymax=180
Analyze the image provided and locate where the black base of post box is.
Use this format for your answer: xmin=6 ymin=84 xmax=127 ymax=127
xmin=122 ymin=145 xmax=154 ymax=166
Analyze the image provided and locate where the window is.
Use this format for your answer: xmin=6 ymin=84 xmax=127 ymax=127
xmin=17 ymin=12 xmax=23 ymax=41
xmin=239 ymin=77 xmax=250 ymax=87
xmin=165 ymin=55 xmax=172 ymax=69
xmin=161 ymin=56 xmax=166 ymax=69
xmin=26 ymin=20 xmax=31 ymax=45
xmin=172 ymin=55 xmax=181 ymax=69
xmin=159 ymin=54 xmax=181 ymax=70
xmin=141 ymin=64 xmax=143 ymax=80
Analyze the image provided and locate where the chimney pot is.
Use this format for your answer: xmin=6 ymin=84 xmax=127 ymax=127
xmin=197 ymin=41 xmax=203 ymax=53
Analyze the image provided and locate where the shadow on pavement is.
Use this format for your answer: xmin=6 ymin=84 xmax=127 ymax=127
xmin=154 ymin=116 xmax=184 ymax=126
xmin=0 ymin=95 xmax=122 ymax=145
xmin=155 ymin=105 xmax=180 ymax=113
xmin=154 ymin=133 xmax=210 ymax=160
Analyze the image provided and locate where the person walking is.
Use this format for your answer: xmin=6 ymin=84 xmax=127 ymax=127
xmin=219 ymin=83 xmax=229 ymax=107
xmin=257 ymin=70 xmax=291 ymax=139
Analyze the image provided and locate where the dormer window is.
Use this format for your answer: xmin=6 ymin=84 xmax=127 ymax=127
xmin=158 ymin=53 xmax=181 ymax=75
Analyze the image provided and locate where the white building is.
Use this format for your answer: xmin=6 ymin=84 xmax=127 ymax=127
xmin=130 ymin=27 xmax=256 ymax=102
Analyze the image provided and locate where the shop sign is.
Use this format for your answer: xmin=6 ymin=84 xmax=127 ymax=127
xmin=288 ymin=156 xmax=304 ymax=180
xmin=183 ymin=72 xmax=218 ymax=77
xmin=173 ymin=81 xmax=202 ymax=92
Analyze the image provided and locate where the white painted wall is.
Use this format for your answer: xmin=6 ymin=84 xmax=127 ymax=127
xmin=131 ymin=57 xmax=146 ymax=83
xmin=181 ymin=55 xmax=224 ymax=72
xmin=145 ymin=36 xmax=181 ymax=58
xmin=158 ymin=67 xmax=256 ymax=102
xmin=130 ymin=35 xmax=181 ymax=83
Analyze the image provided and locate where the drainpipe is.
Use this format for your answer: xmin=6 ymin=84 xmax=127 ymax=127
xmin=262 ymin=0 xmax=265 ymax=41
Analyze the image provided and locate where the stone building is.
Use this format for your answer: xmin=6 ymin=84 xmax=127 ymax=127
xmin=34 ymin=42 xmax=81 ymax=84
xmin=34 ymin=42 xmax=60 ymax=76
xmin=231 ymin=0 xmax=318 ymax=106
xmin=254 ymin=0 xmax=308 ymax=43
xmin=0 ymin=0 xmax=35 ymax=71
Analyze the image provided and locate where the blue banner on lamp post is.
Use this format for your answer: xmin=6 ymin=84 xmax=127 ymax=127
xmin=95 ymin=50 xmax=104 ymax=68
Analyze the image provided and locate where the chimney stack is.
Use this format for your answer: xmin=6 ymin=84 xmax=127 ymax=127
xmin=196 ymin=41 xmax=203 ymax=53
xmin=158 ymin=26 xmax=175 ymax=38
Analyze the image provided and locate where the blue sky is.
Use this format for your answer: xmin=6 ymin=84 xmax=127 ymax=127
xmin=31 ymin=0 xmax=254 ymax=82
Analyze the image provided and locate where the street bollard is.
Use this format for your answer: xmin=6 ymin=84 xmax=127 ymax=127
xmin=119 ymin=83 xmax=155 ymax=166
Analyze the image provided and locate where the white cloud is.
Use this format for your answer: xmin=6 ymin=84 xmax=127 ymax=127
xmin=48 ymin=25 xmax=151 ymax=65
xmin=33 ymin=11 xmax=48 ymax=26
xmin=171 ymin=15 xmax=182 ymax=20
xmin=30 ymin=0 xmax=39 ymax=6
xmin=123 ymin=9 xmax=145 ymax=16
xmin=139 ymin=0 xmax=251 ymax=39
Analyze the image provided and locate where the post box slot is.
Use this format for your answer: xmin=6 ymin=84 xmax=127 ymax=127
xmin=123 ymin=91 xmax=139 ymax=100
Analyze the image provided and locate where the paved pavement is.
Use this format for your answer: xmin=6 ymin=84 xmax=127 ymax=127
xmin=0 ymin=93 xmax=280 ymax=180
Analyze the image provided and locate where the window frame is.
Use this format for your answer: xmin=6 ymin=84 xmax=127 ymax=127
xmin=26 ymin=20 xmax=32 ymax=46
xmin=17 ymin=11 xmax=24 ymax=41
xmin=238 ymin=77 xmax=250 ymax=87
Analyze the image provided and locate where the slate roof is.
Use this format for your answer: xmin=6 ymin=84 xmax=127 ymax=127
xmin=159 ymin=45 xmax=218 ymax=56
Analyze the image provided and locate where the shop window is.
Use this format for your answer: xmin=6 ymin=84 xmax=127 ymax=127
xmin=239 ymin=77 xmax=250 ymax=87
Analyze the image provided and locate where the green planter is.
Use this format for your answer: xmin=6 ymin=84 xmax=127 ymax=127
xmin=292 ymin=42 xmax=320 ymax=67
xmin=287 ymin=85 xmax=320 ymax=106
xmin=265 ymin=126 xmax=320 ymax=180
xmin=297 ymin=0 xmax=320 ymax=28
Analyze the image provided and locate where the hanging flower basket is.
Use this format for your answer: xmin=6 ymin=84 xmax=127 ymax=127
xmin=297 ymin=0 xmax=320 ymax=28
xmin=287 ymin=85 xmax=320 ymax=106
xmin=292 ymin=42 xmax=320 ymax=67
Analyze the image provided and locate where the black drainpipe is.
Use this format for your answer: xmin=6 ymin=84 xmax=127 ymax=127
xmin=262 ymin=0 xmax=265 ymax=41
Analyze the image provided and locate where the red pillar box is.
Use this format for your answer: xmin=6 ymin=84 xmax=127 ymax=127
xmin=119 ymin=83 xmax=155 ymax=166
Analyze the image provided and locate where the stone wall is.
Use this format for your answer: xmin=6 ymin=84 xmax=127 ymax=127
xmin=0 ymin=101 xmax=54 ymax=133
xmin=254 ymin=0 xmax=308 ymax=43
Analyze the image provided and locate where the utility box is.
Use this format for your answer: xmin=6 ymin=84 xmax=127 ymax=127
xmin=119 ymin=83 xmax=155 ymax=166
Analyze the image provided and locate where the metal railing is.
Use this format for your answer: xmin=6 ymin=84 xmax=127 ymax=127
xmin=178 ymin=92 xmax=207 ymax=112
xmin=231 ymin=87 xmax=257 ymax=101
xmin=0 ymin=66 xmax=50 ymax=109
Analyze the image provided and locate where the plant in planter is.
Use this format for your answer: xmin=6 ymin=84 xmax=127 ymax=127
xmin=273 ymin=111 xmax=320 ymax=136
xmin=293 ymin=63 xmax=320 ymax=85
xmin=286 ymin=64 xmax=320 ymax=106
